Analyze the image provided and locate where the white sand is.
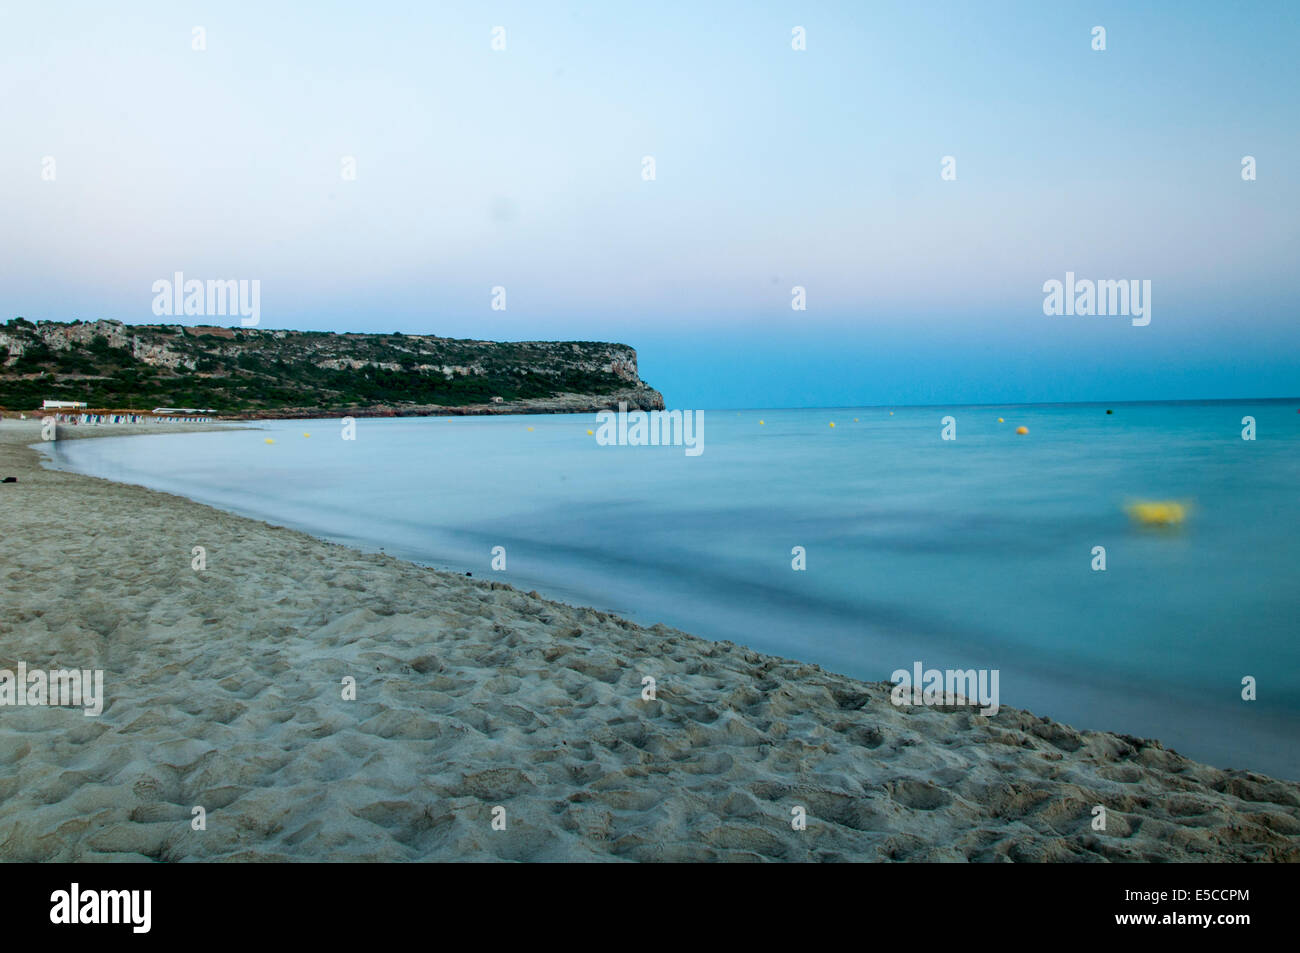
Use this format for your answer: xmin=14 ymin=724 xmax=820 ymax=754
xmin=1 ymin=418 xmax=1297 ymax=861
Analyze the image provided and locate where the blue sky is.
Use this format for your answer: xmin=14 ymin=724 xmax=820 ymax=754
xmin=1 ymin=1 xmax=1297 ymax=406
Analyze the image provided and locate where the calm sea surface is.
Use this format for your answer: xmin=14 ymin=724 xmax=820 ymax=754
xmin=41 ymin=401 xmax=1300 ymax=778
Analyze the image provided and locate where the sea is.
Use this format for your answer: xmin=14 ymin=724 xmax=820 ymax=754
xmin=39 ymin=400 xmax=1300 ymax=779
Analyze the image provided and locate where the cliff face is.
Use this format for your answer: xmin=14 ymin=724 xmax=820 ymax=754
xmin=0 ymin=319 xmax=665 ymax=416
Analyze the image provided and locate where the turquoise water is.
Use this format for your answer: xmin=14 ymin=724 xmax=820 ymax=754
xmin=42 ymin=401 xmax=1300 ymax=779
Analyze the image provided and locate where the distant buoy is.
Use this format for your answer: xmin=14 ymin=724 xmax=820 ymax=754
xmin=303 ymin=432 xmax=311 ymax=438
xmin=1106 ymin=409 xmax=1113 ymax=415
xmin=998 ymin=417 xmax=1004 ymax=423
xmin=1015 ymin=426 xmax=1028 ymax=435
xmin=828 ymin=422 xmax=835 ymax=428
xmin=853 ymin=417 xmax=859 ymax=422
xmin=889 ymin=411 xmax=894 ymax=416
xmin=759 ymin=420 xmax=765 ymax=425
xmin=264 ymin=438 xmax=275 ymax=444
xmin=587 ymin=429 xmax=594 ymax=435
xmin=527 ymin=426 xmax=534 ymax=431
xmin=1127 ymin=501 xmax=1187 ymax=526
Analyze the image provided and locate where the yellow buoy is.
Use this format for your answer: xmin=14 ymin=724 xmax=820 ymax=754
xmin=853 ymin=417 xmax=859 ymax=422
xmin=587 ymin=429 xmax=594 ymax=435
xmin=759 ymin=420 xmax=765 ymax=425
xmin=998 ymin=417 xmax=1004 ymax=423
xmin=264 ymin=438 xmax=275 ymax=444
xmin=889 ymin=411 xmax=894 ymax=416
xmin=1015 ymin=426 xmax=1028 ymax=434
xmin=527 ymin=426 xmax=534 ymax=431
xmin=303 ymin=433 xmax=310 ymax=438
xmin=1127 ymin=501 xmax=1187 ymax=526
xmin=828 ymin=421 xmax=835 ymax=428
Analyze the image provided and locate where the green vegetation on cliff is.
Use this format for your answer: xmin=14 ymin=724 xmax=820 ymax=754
xmin=0 ymin=319 xmax=662 ymax=415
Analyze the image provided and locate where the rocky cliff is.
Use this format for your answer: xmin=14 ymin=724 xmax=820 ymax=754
xmin=0 ymin=319 xmax=665 ymax=417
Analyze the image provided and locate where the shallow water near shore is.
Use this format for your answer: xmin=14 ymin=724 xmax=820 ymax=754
xmin=41 ymin=400 xmax=1300 ymax=779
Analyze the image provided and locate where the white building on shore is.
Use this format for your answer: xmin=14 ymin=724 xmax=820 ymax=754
xmin=37 ymin=400 xmax=216 ymax=425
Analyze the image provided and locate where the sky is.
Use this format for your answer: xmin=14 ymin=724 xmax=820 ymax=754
xmin=1 ymin=1 xmax=1297 ymax=407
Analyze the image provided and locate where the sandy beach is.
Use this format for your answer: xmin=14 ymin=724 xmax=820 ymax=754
xmin=1 ymin=418 xmax=1297 ymax=862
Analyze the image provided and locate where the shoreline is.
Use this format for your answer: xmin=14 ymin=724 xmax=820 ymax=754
xmin=2 ymin=418 xmax=1298 ymax=861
